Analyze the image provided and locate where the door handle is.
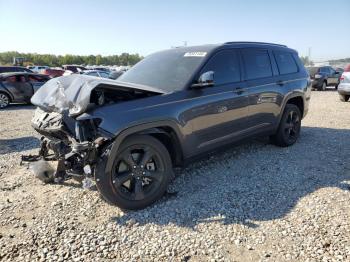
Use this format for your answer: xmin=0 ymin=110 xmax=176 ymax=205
xmin=276 ymin=80 xmax=285 ymax=86
xmin=233 ymin=87 xmax=244 ymax=94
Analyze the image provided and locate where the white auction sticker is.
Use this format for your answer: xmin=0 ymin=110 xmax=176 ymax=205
xmin=184 ymin=52 xmax=207 ymax=57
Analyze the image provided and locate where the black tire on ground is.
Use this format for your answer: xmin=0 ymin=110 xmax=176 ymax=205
xmin=270 ymin=104 xmax=301 ymax=147
xmin=0 ymin=92 xmax=10 ymax=109
xmin=318 ymin=81 xmax=327 ymax=91
xmin=95 ymin=135 xmax=173 ymax=210
xmin=339 ymin=94 xmax=350 ymax=102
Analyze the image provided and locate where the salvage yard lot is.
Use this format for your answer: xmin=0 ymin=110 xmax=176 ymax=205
xmin=0 ymin=90 xmax=349 ymax=261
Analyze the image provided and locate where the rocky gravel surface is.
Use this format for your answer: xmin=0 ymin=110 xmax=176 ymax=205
xmin=0 ymin=90 xmax=350 ymax=261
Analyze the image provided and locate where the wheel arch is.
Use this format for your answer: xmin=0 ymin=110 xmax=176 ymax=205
xmin=278 ymin=93 xmax=305 ymax=125
xmin=105 ymin=121 xmax=185 ymax=175
xmin=0 ymin=89 xmax=13 ymax=102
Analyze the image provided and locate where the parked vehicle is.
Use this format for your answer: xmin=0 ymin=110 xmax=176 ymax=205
xmin=62 ymin=65 xmax=87 ymax=75
xmin=307 ymin=66 xmax=341 ymax=91
xmin=0 ymin=72 xmax=50 ymax=108
xmin=27 ymin=66 xmax=49 ymax=73
xmin=108 ymin=70 xmax=124 ymax=80
xmin=42 ymin=68 xmax=65 ymax=78
xmin=338 ymin=64 xmax=350 ymax=102
xmin=0 ymin=66 xmax=33 ymax=73
xmin=27 ymin=42 xmax=310 ymax=210
xmin=80 ymin=70 xmax=110 ymax=78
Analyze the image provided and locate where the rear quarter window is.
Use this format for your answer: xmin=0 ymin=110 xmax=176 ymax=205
xmin=242 ymin=49 xmax=273 ymax=80
xmin=274 ymin=51 xmax=298 ymax=75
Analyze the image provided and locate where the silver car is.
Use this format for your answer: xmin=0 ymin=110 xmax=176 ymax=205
xmin=0 ymin=72 xmax=50 ymax=108
xmin=338 ymin=65 xmax=350 ymax=102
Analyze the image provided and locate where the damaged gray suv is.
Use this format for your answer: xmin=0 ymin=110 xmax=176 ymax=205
xmin=27 ymin=42 xmax=311 ymax=210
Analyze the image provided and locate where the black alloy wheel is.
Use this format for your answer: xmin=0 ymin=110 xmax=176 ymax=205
xmin=271 ymin=104 xmax=301 ymax=147
xmin=96 ymin=135 xmax=173 ymax=210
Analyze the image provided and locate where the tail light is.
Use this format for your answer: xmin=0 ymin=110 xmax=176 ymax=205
xmin=340 ymin=75 xmax=345 ymax=81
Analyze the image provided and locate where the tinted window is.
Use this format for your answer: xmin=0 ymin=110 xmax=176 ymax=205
xmin=242 ymin=49 xmax=273 ymax=80
xmin=28 ymin=75 xmax=48 ymax=82
xmin=274 ymin=51 xmax=298 ymax=74
xmin=200 ymin=50 xmax=241 ymax=85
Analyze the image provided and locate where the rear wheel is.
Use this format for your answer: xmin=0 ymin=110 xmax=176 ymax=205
xmin=271 ymin=104 xmax=301 ymax=147
xmin=0 ymin=93 xmax=10 ymax=108
xmin=339 ymin=94 xmax=350 ymax=102
xmin=96 ymin=135 xmax=173 ymax=210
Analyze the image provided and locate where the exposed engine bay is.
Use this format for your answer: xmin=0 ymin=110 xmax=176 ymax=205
xmin=22 ymin=74 xmax=163 ymax=185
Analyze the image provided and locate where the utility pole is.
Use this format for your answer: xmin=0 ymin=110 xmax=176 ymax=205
xmin=308 ymin=47 xmax=311 ymax=66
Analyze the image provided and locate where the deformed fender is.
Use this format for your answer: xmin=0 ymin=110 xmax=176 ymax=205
xmin=103 ymin=120 xmax=184 ymax=176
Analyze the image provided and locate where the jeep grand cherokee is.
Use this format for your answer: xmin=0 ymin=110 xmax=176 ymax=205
xmin=26 ymin=42 xmax=311 ymax=210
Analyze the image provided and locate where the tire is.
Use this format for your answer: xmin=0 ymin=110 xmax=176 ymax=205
xmin=0 ymin=92 xmax=10 ymax=109
xmin=271 ymin=104 xmax=301 ymax=147
xmin=95 ymin=135 xmax=173 ymax=210
xmin=339 ymin=94 xmax=350 ymax=102
xmin=318 ymin=81 xmax=327 ymax=91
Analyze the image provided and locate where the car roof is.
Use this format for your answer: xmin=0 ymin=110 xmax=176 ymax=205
xmin=0 ymin=72 xmax=48 ymax=78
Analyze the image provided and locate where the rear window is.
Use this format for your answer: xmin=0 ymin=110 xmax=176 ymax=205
xmin=242 ymin=49 xmax=273 ymax=80
xmin=274 ymin=51 xmax=298 ymax=75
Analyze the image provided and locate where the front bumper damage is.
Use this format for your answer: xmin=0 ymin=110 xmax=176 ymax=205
xmin=22 ymin=108 xmax=109 ymax=185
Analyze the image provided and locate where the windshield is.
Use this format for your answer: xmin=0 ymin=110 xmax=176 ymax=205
xmin=117 ymin=49 xmax=208 ymax=92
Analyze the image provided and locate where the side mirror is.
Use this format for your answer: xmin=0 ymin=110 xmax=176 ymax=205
xmin=191 ymin=71 xmax=214 ymax=89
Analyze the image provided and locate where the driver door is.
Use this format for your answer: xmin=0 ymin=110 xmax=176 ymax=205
xmin=189 ymin=49 xmax=250 ymax=153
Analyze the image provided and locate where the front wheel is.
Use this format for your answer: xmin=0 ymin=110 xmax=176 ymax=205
xmin=339 ymin=94 xmax=350 ymax=102
xmin=95 ymin=135 xmax=173 ymax=210
xmin=271 ymin=104 xmax=301 ymax=147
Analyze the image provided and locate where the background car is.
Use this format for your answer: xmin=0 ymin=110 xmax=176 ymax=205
xmin=0 ymin=72 xmax=50 ymax=108
xmin=62 ymin=65 xmax=87 ymax=75
xmin=338 ymin=64 xmax=350 ymax=102
xmin=27 ymin=66 xmax=49 ymax=73
xmin=42 ymin=68 xmax=65 ymax=78
xmin=0 ymin=66 xmax=33 ymax=73
xmin=79 ymin=70 xmax=110 ymax=78
xmin=307 ymin=66 xmax=341 ymax=91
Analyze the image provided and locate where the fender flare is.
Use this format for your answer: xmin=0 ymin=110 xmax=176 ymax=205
xmin=104 ymin=120 xmax=184 ymax=175
xmin=277 ymin=92 xmax=305 ymax=124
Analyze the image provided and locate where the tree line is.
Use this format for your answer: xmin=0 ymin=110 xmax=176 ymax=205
xmin=0 ymin=51 xmax=143 ymax=67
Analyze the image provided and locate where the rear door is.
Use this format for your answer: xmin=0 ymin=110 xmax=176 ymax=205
xmin=241 ymin=48 xmax=284 ymax=132
xmin=190 ymin=49 xmax=250 ymax=152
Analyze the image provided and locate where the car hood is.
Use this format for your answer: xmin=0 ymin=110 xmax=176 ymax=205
xmin=30 ymin=74 xmax=165 ymax=116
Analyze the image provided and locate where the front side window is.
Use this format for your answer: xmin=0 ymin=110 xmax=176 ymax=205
xmin=242 ymin=49 xmax=273 ymax=80
xmin=199 ymin=50 xmax=241 ymax=85
xmin=274 ymin=51 xmax=298 ymax=75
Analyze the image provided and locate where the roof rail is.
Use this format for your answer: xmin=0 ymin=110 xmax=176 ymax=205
xmin=224 ymin=41 xmax=287 ymax=47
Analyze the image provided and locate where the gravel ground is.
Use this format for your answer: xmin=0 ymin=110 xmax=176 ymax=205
xmin=0 ymin=90 xmax=349 ymax=262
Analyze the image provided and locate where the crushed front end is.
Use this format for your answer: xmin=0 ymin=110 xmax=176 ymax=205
xmin=22 ymin=74 xmax=163 ymax=186
xmin=23 ymin=107 xmax=110 ymax=185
